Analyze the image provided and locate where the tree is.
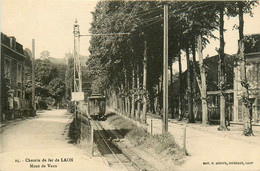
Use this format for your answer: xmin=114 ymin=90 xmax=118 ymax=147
xmin=238 ymin=2 xmax=253 ymax=136
xmin=65 ymin=54 xmax=74 ymax=100
xmin=173 ymin=1 xmax=218 ymax=123
xmin=197 ymin=35 xmax=208 ymax=125
xmin=88 ymin=1 xmax=226 ymax=125
xmin=24 ymin=48 xmax=33 ymax=100
xmin=142 ymin=35 xmax=148 ymax=123
xmin=225 ymin=1 xmax=258 ymax=134
xmin=40 ymin=50 xmax=50 ymax=59
xmin=34 ymin=58 xmax=67 ymax=109
xmin=218 ymin=2 xmax=228 ymax=131
xmin=49 ymin=78 xmax=66 ymax=109
xmin=178 ymin=52 xmax=183 ymax=121
xmin=186 ymin=47 xmax=195 ymax=123
xmin=35 ymin=59 xmax=58 ymax=85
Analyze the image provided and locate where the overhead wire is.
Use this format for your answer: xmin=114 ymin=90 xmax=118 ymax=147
xmin=135 ymin=2 xmax=220 ymax=31
xmin=119 ymin=2 xmax=139 ymax=33
xmin=95 ymin=2 xmax=220 ymax=36
xmin=172 ymin=2 xmax=219 ymax=15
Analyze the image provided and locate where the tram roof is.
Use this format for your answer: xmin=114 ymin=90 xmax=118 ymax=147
xmin=88 ymin=94 xmax=105 ymax=99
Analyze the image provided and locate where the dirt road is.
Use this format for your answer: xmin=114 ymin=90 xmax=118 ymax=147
xmin=0 ymin=109 xmax=111 ymax=171
xmin=146 ymin=116 xmax=260 ymax=171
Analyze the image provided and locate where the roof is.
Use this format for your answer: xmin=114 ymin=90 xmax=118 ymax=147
xmin=88 ymin=94 xmax=105 ymax=100
xmin=1 ymin=32 xmax=25 ymax=61
xmin=246 ymin=52 xmax=260 ymax=63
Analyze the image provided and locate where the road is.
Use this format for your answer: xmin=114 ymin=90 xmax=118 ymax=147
xmin=0 ymin=109 xmax=111 ymax=171
xmin=146 ymin=116 xmax=260 ymax=171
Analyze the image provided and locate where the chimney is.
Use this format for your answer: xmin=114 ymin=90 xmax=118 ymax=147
xmin=9 ymin=36 xmax=16 ymax=50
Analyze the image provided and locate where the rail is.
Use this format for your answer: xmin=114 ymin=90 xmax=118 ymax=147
xmin=92 ymin=120 xmax=130 ymax=171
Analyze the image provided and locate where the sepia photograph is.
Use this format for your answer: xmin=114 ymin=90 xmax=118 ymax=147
xmin=1 ymin=0 xmax=260 ymax=170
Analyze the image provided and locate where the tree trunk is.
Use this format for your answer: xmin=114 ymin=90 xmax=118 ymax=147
xmin=141 ymin=37 xmax=147 ymax=124
xmin=178 ymin=51 xmax=183 ymax=121
xmin=131 ymin=68 xmax=135 ymax=119
xmin=218 ymin=4 xmax=228 ymax=131
xmin=124 ymin=70 xmax=128 ymax=116
xmin=127 ymin=82 xmax=131 ymax=118
xmin=170 ymin=60 xmax=174 ymax=118
xmin=197 ymin=35 xmax=209 ymax=125
xmin=192 ymin=41 xmax=198 ymax=120
xmin=186 ymin=48 xmax=195 ymax=123
xmin=137 ymin=64 xmax=141 ymax=121
xmin=120 ymin=83 xmax=124 ymax=114
xmin=239 ymin=3 xmax=253 ymax=136
xmin=57 ymin=100 xmax=60 ymax=109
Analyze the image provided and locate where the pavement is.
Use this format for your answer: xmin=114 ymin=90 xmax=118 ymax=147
xmin=0 ymin=109 xmax=112 ymax=171
xmin=145 ymin=116 xmax=260 ymax=171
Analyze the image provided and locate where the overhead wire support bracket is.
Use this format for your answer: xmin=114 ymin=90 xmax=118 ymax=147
xmin=80 ymin=33 xmax=131 ymax=37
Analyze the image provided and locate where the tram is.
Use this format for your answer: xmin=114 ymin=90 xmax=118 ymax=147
xmin=87 ymin=94 xmax=106 ymax=120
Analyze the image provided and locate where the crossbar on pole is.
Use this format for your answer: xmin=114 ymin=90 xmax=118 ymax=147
xmin=80 ymin=33 xmax=130 ymax=37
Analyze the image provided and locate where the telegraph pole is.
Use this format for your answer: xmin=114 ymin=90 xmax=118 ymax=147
xmin=73 ymin=19 xmax=82 ymax=93
xmin=32 ymin=39 xmax=36 ymax=116
xmin=72 ymin=19 xmax=130 ymax=99
xmin=162 ymin=3 xmax=168 ymax=134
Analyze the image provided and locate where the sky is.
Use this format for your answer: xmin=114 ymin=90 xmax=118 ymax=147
xmin=1 ymin=0 xmax=260 ymax=65
xmin=1 ymin=0 xmax=97 ymax=59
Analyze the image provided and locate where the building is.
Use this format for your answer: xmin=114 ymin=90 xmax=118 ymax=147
xmin=170 ymin=33 xmax=260 ymax=124
xmin=233 ymin=34 xmax=260 ymax=123
xmin=1 ymin=32 xmax=32 ymax=121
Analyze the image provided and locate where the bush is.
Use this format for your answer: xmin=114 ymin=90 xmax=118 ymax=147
xmin=106 ymin=113 xmax=185 ymax=165
xmin=37 ymin=99 xmax=48 ymax=109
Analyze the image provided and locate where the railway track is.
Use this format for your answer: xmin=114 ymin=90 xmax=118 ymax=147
xmin=92 ymin=120 xmax=139 ymax=171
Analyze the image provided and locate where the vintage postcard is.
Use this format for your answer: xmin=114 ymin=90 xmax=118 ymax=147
xmin=1 ymin=0 xmax=260 ymax=171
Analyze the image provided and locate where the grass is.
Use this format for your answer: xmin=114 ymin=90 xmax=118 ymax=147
xmin=106 ymin=113 xmax=185 ymax=166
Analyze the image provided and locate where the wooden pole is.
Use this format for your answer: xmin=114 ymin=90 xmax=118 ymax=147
xmin=162 ymin=4 xmax=168 ymax=134
xmin=151 ymin=119 xmax=153 ymax=135
xmin=32 ymin=39 xmax=36 ymax=116
xmin=91 ymin=121 xmax=94 ymax=156
xmin=0 ymin=39 xmax=2 ymax=119
xmin=183 ymin=125 xmax=187 ymax=155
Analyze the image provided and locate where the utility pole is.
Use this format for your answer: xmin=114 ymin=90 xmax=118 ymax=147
xmin=71 ymin=20 xmax=129 ymax=101
xmin=32 ymin=39 xmax=36 ymax=116
xmin=0 ymin=40 xmax=2 ymax=118
xmin=73 ymin=19 xmax=82 ymax=93
xmin=162 ymin=3 xmax=168 ymax=134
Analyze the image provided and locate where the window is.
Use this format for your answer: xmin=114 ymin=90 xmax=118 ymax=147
xmin=17 ymin=63 xmax=22 ymax=86
xmin=17 ymin=90 xmax=22 ymax=99
xmin=4 ymin=58 xmax=11 ymax=85
xmin=4 ymin=58 xmax=11 ymax=79
xmin=257 ymin=99 xmax=260 ymax=121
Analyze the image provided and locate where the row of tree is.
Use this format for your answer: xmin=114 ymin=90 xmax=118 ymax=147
xmin=87 ymin=1 xmax=257 ymax=135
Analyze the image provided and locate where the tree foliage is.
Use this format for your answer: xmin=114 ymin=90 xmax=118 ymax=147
xmin=40 ymin=50 xmax=50 ymax=59
xmin=49 ymin=78 xmax=66 ymax=107
xmin=34 ymin=59 xmax=67 ymax=108
xmin=87 ymin=1 xmax=258 ymax=125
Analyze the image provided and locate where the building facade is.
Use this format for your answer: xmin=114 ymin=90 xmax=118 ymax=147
xmin=233 ymin=52 xmax=260 ymax=123
xmin=233 ymin=34 xmax=260 ymax=123
xmin=1 ymin=33 xmax=31 ymax=121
